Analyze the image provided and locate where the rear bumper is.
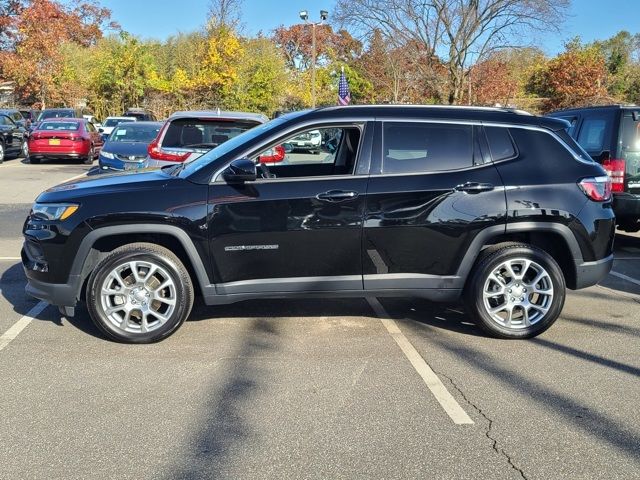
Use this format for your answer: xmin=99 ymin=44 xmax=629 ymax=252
xmin=572 ymin=254 xmax=614 ymax=289
xmin=613 ymin=192 xmax=640 ymax=220
xmin=28 ymin=152 xmax=84 ymax=160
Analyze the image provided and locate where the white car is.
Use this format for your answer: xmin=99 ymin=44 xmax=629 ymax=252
xmin=100 ymin=116 xmax=137 ymax=138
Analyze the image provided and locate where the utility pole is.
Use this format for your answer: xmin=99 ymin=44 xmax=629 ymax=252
xmin=299 ymin=10 xmax=328 ymax=108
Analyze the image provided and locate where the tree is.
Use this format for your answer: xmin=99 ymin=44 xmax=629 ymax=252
xmin=334 ymin=0 xmax=570 ymax=104
xmin=207 ymin=0 xmax=243 ymax=31
xmin=0 ymin=0 xmax=115 ymax=107
xmin=533 ymin=40 xmax=609 ymax=111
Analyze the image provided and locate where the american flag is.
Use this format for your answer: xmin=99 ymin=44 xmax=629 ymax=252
xmin=338 ymin=68 xmax=351 ymax=106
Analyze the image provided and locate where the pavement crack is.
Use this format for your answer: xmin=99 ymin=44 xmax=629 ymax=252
xmin=435 ymin=370 xmax=528 ymax=480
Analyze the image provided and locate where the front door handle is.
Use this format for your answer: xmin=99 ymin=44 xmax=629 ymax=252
xmin=316 ymin=190 xmax=359 ymax=202
xmin=455 ymin=182 xmax=494 ymax=194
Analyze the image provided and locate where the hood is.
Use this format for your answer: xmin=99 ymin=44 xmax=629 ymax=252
xmin=36 ymin=168 xmax=175 ymax=203
xmin=102 ymin=141 xmax=149 ymax=156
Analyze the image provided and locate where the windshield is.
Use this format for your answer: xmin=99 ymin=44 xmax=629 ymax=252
xmin=108 ymin=123 xmax=161 ymax=143
xmin=38 ymin=121 xmax=79 ymax=131
xmin=179 ymin=114 xmax=301 ymax=177
xmin=38 ymin=110 xmax=74 ymax=121
xmin=104 ymin=118 xmax=133 ymax=127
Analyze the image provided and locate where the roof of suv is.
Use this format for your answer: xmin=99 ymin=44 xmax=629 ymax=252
xmin=294 ymin=105 xmax=568 ymax=131
xmin=169 ymin=110 xmax=268 ymax=124
xmin=550 ymin=104 xmax=639 ymax=114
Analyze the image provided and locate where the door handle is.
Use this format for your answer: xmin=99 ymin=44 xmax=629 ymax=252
xmin=455 ymin=182 xmax=494 ymax=194
xmin=316 ymin=190 xmax=359 ymax=202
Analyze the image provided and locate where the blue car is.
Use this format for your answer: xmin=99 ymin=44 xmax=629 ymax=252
xmin=98 ymin=121 xmax=163 ymax=171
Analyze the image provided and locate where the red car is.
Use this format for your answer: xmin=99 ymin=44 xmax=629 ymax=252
xmin=28 ymin=117 xmax=103 ymax=164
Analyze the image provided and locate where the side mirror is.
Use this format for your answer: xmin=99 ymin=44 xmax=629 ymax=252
xmin=223 ymin=158 xmax=257 ymax=183
xmin=98 ymin=128 xmax=104 ymax=133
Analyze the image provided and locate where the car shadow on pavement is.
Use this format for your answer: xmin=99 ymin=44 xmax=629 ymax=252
xmin=167 ymin=316 xmax=280 ymax=479
xmin=0 ymin=262 xmax=105 ymax=339
xmin=428 ymin=334 xmax=640 ymax=461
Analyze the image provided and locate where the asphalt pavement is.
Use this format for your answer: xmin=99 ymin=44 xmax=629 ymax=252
xmin=0 ymin=157 xmax=638 ymax=480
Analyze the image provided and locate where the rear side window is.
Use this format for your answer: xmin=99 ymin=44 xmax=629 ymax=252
xmin=577 ymin=117 xmax=610 ymax=152
xmin=484 ymin=127 xmax=516 ymax=161
xmin=162 ymin=118 xmax=261 ymax=149
xmin=383 ymin=122 xmax=473 ymax=174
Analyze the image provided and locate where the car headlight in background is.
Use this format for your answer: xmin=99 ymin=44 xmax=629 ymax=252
xmin=31 ymin=203 xmax=79 ymax=221
xmin=100 ymin=151 xmax=115 ymax=159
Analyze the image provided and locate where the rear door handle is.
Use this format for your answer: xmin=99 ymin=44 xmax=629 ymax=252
xmin=455 ymin=182 xmax=494 ymax=194
xmin=316 ymin=190 xmax=359 ymax=202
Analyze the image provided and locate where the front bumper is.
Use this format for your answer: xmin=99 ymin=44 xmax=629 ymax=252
xmin=573 ymin=254 xmax=614 ymax=289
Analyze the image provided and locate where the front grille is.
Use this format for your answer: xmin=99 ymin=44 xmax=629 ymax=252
xmin=115 ymin=154 xmax=145 ymax=162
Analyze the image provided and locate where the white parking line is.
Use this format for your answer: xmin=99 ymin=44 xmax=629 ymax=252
xmin=366 ymin=297 xmax=474 ymax=425
xmin=60 ymin=171 xmax=89 ymax=183
xmin=0 ymin=301 xmax=48 ymax=352
xmin=609 ymin=270 xmax=640 ymax=287
xmin=0 ymin=257 xmax=21 ymax=261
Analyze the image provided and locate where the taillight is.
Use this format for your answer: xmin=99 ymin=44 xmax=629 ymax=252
xmin=258 ymin=145 xmax=285 ymax=163
xmin=147 ymin=139 xmax=190 ymax=162
xmin=602 ymin=158 xmax=625 ymax=192
xmin=579 ymin=176 xmax=612 ymax=201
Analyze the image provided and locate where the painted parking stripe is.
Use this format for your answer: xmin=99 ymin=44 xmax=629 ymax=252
xmin=0 ymin=301 xmax=48 ymax=352
xmin=0 ymin=257 xmax=21 ymax=261
xmin=609 ymin=270 xmax=640 ymax=287
xmin=366 ymin=297 xmax=474 ymax=425
xmin=60 ymin=171 xmax=89 ymax=183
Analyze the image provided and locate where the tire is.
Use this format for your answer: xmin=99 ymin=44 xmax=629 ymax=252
xmin=21 ymin=140 xmax=29 ymax=159
xmin=86 ymin=243 xmax=194 ymax=343
xmin=28 ymin=156 xmax=40 ymax=164
xmin=618 ymin=219 xmax=640 ymax=233
xmin=464 ymin=244 xmax=566 ymax=339
xmin=83 ymin=146 xmax=94 ymax=165
xmin=0 ymin=141 xmax=4 ymax=164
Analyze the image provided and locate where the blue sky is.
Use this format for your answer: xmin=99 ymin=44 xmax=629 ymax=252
xmin=99 ymin=0 xmax=640 ymax=55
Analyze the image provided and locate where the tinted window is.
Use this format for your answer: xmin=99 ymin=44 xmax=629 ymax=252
xmin=109 ymin=124 xmax=162 ymax=143
xmin=10 ymin=112 xmax=23 ymax=122
xmin=0 ymin=115 xmax=9 ymax=126
xmin=39 ymin=121 xmax=79 ymax=131
xmin=383 ymin=122 xmax=473 ymax=173
xmin=620 ymin=112 xmax=640 ymax=180
xmin=485 ymin=127 xmax=516 ymax=161
xmin=38 ymin=110 xmax=74 ymax=121
xmin=577 ymin=117 xmax=609 ymax=152
xmin=162 ymin=119 xmax=261 ymax=150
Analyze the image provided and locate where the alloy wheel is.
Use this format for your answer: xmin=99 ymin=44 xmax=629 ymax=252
xmin=482 ymin=258 xmax=554 ymax=329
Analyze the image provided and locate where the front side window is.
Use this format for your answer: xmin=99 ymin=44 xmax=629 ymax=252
xmin=252 ymin=125 xmax=362 ymax=178
xmin=382 ymin=122 xmax=473 ymax=174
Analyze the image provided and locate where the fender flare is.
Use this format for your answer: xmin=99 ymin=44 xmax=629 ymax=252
xmin=70 ymin=224 xmax=212 ymax=290
xmin=455 ymin=222 xmax=583 ymax=280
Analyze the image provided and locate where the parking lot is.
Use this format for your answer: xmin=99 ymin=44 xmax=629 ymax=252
xmin=0 ymin=158 xmax=639 ymax=480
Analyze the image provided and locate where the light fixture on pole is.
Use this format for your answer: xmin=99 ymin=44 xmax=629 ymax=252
xmin=299 ymin=9 xmax=328 ymax=108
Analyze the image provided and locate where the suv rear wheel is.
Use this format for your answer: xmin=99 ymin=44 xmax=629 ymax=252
xmin=465 ymin=244 xmax=565 ymax=339
xmin=86 ymin=243 xmax=194 ymax=343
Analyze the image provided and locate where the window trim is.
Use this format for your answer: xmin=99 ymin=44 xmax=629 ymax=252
xmin=211 ymin=121 xmax=368 ymax=183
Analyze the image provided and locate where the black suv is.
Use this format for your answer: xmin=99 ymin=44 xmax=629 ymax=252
xmin=549 ymin=105 xmax=640 ymax=231
xmin=22 ymin=106 xmax=615 ymax=343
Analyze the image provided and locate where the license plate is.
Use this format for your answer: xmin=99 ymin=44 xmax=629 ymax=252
xmin=124 ymin=162 xmax=142 ymax=170
xmin=48 ymin=139 xmax=60 ymax=145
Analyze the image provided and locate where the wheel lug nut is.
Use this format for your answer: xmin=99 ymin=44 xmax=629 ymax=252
xmin=510 ymin=297 xmax=515 ymax=302
xmin=520 ymin=297 xmax=524 ymax=301
xmin=508 ymin=289 xmax=512 ymax=293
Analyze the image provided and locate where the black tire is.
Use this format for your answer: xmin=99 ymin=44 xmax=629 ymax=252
xmin=464 ymin=244 xmax=566 ymax=339
xmin=83 ymin=146 xmax=94 ymax=165
xmin=86 ymin=243 xmax=194 ymax=343
xmin=618 ymin=219 xmax=640 ymax=233
xmin=0 ymin=141 xmax=4 ymax=164
xmin=28 ymin=156 xmax=40 ymax=164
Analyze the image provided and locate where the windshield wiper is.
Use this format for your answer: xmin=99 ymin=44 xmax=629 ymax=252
xmin=182 ymin=143 xmax=219 ymax=149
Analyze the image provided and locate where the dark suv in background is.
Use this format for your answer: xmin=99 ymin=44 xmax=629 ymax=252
xmin=549 ymin=105 xmax=640 ymax=231
xmin=22 ymin=106 xmax=615 ymax=343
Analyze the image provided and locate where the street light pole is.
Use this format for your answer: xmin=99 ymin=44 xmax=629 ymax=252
xmin=299 ymin=10 xmax=328 ymax=109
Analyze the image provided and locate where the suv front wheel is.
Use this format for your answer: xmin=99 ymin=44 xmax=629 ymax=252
xmin=86 ymin=243 xmax=194 ymax=343
xmin=465 ymin=244 xmax=566 ymax=339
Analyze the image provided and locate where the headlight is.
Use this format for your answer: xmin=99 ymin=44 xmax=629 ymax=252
xmin=101 ymin=151 xmax=115 ymax=159
xmin=31 ymin=203 xmax=79 ymax=221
